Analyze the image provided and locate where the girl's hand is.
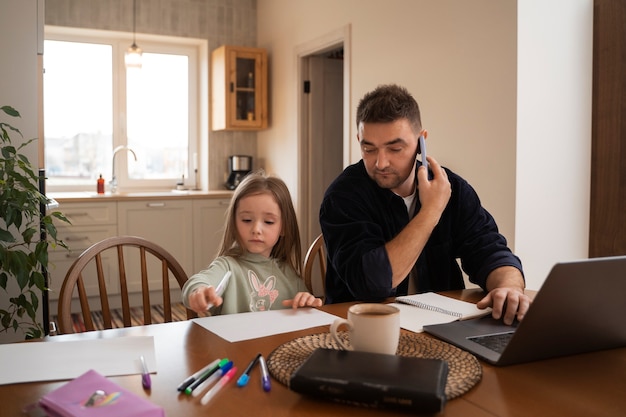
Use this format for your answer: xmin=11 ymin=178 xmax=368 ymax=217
xmin=188 ymin=285 xmax=223 ymax=313
xmin=282 ymin=292 xmax=323 ymax=309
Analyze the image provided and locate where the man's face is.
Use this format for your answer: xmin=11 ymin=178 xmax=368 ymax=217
xmin=358 ymin=118 xmax=419 ymax=197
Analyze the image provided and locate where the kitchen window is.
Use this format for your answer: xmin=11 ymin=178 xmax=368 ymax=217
xmin=43 ymin=27 xmax=207 ymax=192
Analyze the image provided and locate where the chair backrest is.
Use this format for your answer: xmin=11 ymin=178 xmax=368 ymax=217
xmin=303 ymin=234 xmax=327 ymax=298
xmin=57 ymin=235 xmax=196 ymax=334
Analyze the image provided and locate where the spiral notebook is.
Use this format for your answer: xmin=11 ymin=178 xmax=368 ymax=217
xmin=390 ymin=292 xmax=491 ymax=333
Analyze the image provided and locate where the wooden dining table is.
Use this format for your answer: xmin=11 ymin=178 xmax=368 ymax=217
xmin=3 ymin=289 xmax=625 ymax=416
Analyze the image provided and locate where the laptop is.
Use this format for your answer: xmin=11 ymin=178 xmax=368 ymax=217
xmin=423 ymin=256 xmax=626 ymax=366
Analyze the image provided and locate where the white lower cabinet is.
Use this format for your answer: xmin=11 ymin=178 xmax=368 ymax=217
xmin=117 ymin=200 xmax=193 ymax=293
xmin=48 ymin=202 xmax=118 ymax=302
xmin=192 ymin=198 xmax=230 ymax=273
xmin=48 ymin=196 xmax=228 ymax=313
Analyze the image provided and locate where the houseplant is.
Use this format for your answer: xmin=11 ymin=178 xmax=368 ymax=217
xmin=0 ymin=105 xmax=68 ymax=340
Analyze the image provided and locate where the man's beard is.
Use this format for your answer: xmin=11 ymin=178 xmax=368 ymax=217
xmin=371 ymin=169 xmax=407 ymax=190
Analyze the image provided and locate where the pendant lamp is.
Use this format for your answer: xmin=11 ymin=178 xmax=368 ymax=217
xmin=125 ymin=0 xmax=142 ymax=68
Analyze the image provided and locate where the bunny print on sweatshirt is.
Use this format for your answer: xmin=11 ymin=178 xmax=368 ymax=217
xmin=248 ymin=270 xmax=279 ymax=311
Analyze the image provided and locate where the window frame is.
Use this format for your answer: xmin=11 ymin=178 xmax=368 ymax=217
xmin=43 ymin=26 xmax=208 ymax=193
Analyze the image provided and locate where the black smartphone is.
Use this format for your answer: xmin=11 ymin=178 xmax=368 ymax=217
xmin=418 ymin=135 xmax=428 ymax=171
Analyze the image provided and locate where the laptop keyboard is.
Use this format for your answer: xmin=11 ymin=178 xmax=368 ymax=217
xmin=468 ymin=332 xmax=515 ymax=354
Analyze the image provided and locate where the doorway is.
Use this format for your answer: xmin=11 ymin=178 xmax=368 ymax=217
xmin=297 ymin=26 xmax=351 ymax=249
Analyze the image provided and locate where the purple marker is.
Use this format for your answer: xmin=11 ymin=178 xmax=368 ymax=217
xmin=258 ymin=355 xmax=271 ymax=392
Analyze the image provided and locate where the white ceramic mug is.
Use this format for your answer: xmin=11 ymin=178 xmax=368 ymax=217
xmin=329 ymin=303 xmax=400 ymax=355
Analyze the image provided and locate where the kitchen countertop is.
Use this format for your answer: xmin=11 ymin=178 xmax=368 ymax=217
xmin=48 ymin=190 xmax=233 ymax=203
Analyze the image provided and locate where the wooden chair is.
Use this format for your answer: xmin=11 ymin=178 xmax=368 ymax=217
xmin=303 ymin=234 xmax=327 ymax=298
xmin=57 ymin=235 xmax=196 ymax=334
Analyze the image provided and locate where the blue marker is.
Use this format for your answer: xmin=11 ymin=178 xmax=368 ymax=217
xmin=191 ymin=360 xmax=234 ymax=397
xmin=258 ymin=355 xmax=271 ymax=392
xmin=184 ymin=358 xmax=228 ymax=395
xmin=237 ymin=353 xmax=261 ymax=387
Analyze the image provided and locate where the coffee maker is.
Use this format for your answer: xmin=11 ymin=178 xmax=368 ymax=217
xmin=225 ymin=155 xmax=252 ymax=190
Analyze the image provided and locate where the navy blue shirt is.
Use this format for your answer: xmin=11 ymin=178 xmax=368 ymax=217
xmin=320 ymin=160 xmax=523 ymax=304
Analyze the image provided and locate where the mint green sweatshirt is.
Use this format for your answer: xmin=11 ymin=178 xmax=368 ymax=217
xmin=181 ymin=252 xmax=309 ymax=315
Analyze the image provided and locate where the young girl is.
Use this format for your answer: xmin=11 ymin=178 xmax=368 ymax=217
xmin=182 ymin=171 xmax=322 ymax=315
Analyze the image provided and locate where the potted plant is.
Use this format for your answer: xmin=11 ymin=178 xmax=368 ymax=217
xmin=0 ymin=105 xmax=68 ymax=340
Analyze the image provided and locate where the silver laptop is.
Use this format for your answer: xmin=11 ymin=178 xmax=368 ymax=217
xmin=423 ymin=256 xmax=626 ymax=366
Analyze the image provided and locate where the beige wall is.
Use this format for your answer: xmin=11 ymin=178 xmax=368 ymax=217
xmin=257 ymin=1 xmax=517 ymax=257
xmin=257 ymin=0 xmax=593 ymax=290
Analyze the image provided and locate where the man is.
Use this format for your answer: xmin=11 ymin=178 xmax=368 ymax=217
xmin=320 ymin=84 xmax=530 ymax=325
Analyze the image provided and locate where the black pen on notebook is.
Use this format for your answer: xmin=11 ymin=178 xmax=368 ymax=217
xmin=206 ymin=271 xmax=232 ymax=310
xmin=139 ymin=355 xmax=151 ymax=389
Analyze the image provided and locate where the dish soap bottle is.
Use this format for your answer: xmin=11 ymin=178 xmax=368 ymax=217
xmin=97 ymin=174 xmax=105 ymax=194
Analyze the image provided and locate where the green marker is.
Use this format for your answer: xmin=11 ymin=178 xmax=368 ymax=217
xmin=184 ymin=358 xmax=229 ymax=395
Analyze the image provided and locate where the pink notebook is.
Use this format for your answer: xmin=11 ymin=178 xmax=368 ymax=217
xmin=39 ymin=369 xmax=163 ymax=417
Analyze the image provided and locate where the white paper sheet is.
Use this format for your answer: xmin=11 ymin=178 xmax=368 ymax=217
xmin=192 ymin=308 xmax=340 ymax=342
xmin=0 ymin=336 xmax=156 ymax=385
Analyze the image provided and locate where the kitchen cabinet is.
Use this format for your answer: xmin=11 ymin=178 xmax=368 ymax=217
xmin=211 ymin=45 xmax=268 ymax=130
xmin=47 ymin=194 xmax=230 ymax=313
xmin=117 ymin=200 xmax=193 ymax=292
xmin=192 ymin=198 xmax=230 ymax=272
xmin=48 ymin=202 xmax=118 ymax=301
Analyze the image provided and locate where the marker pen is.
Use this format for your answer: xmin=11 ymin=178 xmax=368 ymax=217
xmin=258 ymin=355 xmax=271 ymax=392
xmin=184 ymin=358 xmax=228 ymax=395
xmin=192 ymin=361 xmax=233 ymax=397
xmin=201 ymin=367 xmax=238 ymax=405
xmin=206 ymin=271 xmax=232 ymax=310
xmin=236 ymin=353 xmax=261 ymax=387
xmin=177 ymin=358 xmax=220 ymax=392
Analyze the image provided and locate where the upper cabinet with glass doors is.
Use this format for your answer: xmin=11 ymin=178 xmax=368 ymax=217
xmin=211 ymin=45 xmax=268 ymax=131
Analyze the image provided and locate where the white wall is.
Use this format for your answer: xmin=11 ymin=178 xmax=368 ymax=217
xmin=258 ymin=0 xmax=593 ymax=290
xmin=516 ymin=0 xmax=593 ymax=289
xmin=0 ymin=0 xmax=43 ymax=343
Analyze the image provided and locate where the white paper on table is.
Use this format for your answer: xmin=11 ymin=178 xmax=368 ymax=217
xmin=0 ymin=336 xmax=156 ymax=385
xmin=192 ymin=308 xmax=340 ymax=342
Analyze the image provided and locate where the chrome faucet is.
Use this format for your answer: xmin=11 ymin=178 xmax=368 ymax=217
xmin=110 ymin=145 xmax=137 ymax=193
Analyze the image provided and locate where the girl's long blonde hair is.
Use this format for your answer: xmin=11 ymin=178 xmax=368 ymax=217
xmin=218 ymin=171 xmax=302 ymax=276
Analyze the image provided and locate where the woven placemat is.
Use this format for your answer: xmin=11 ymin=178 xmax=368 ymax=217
xmin=267 ymin=331 xmax=482 ymax=400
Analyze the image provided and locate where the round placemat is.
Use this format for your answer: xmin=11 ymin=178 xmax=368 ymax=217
xmin=267 ymin=331 xmax=482 ymax=399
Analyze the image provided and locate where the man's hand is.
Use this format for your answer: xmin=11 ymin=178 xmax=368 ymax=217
xmin=477 ymin=266 xmax=532 ymax=325
xmin=477 ymin=287 xmax=531 ymax=325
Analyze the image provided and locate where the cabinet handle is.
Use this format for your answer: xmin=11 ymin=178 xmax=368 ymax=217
xmin=219 ymin=200 xmax=230 ymax=206
xmin=64 ymin=236 xmax=89 ymax=242
xmin=147 ymin=202 xmax=166 ymax=208
xmin=68 ymin=212 xmax=90 ymax=217
xmin=230 ymin=82 xmax=234 ymax=93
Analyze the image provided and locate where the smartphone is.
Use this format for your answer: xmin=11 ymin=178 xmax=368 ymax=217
xmin=418 ymin=135 xmax=428 ymax=171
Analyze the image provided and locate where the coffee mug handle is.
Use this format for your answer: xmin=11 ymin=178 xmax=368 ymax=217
xmin=330 ymin=318 xmax=353 ymax=351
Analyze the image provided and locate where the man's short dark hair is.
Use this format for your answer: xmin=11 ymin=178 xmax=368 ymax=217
xmin=356 ymin=84 xmax=422 ymax=134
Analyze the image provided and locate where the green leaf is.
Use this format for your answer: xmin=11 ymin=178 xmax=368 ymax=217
xmin=32 ymin=271 xmax=46 ymax=291
xmin=22 ymin=227 xmax=37 ymax=244
xmin=0 ymin=106 xmax=20 ymax=117
xmin=0 ymin=228 xmax=15 ymax=242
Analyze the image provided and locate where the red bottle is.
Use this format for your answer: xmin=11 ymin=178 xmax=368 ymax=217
xmin=97 ymin=174 xmax=105 ymax=194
